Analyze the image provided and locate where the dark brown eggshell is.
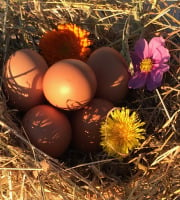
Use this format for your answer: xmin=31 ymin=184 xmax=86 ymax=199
xmin=22 ymin=104 xmax=72 ymax=157
xmin=3 ymin=49 xmax=48 ymax=111
xmin=43 ymin=59 xmax=97 ymax=110
xmin=71 ymin=98 xmax=113 ymax=153
xmin=87 ymin=47 xmax=129 ymax=104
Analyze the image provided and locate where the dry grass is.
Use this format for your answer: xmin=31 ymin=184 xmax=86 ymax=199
xmin=0 ymin=0 xmax=179 ymax=199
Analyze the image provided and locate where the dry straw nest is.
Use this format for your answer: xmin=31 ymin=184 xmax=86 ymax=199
xmin=0 ymin=0 xmax=179 ymax=199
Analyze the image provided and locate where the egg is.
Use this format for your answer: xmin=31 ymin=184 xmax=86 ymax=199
xmin=22 ymin=104 xmax=72 ymax=157
xmin=3 ymin=49 xmax=48 ymax=111
xmin=87 ymin=47 xmax=129 ymax=104
xmin=71 ymin=98 xmax=113 ymax=153
xmin=43 ymin=59 xmax=97 ymax=110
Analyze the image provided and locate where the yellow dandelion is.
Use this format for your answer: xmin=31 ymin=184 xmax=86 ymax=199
xmin=100 ymin=107 xmax=145 ymax=158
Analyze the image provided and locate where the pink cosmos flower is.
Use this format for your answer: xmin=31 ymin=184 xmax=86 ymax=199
xmin=128 ymin=37 xmax=170 ymax=91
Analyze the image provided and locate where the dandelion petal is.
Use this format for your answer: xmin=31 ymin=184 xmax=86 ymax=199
xmin=100 ymin=108 xmax=146 ymax=158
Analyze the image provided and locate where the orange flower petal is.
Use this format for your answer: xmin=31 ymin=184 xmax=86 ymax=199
xmin=39 ymin=24 xmax=92 ymax=66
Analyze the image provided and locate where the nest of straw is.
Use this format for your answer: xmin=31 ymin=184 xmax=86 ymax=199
xmin=0 ymin=0 xmax=179 ymax=199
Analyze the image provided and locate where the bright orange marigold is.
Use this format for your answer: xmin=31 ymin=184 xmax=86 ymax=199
xmin=39 ymin=24 xmax=92 ymax=66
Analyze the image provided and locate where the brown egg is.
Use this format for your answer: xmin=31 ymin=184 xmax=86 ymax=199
xmin=71 ymin=98 xmax=113 ymax=153
xmin=87 ymin=47 xmax=129 ymax=104
xmin=22 ymin=104 xmax=72 ymax=157
xmin=43 ymin=59 xmax=97 ymax=110
xmin=3 ymin=49 xmax=48 ymax=111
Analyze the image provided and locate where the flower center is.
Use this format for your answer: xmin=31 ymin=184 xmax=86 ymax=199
xmin=140 ymin=58 xmax=152 ymax=72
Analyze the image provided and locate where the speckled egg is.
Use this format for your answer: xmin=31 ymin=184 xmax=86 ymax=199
xmin=22 ymin=104 xmax=72 ymax=157
xmin=3 ymin=49 xmax=48 ymax=111
xmin=87 ymin=47 xmax=129 ymax=104
xmin=71 ymin=98 xmax=113 ymax=153
xmin=43 ymin=59 xmax=97 ymax=110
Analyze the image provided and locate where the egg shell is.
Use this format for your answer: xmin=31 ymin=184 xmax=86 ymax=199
xmin=22 ymin=104 xmax=72 ymax=157
xmin=71 ymin=98 xmax=113 ymax=153
xmin=3 ymin=49 xmax=48 ymax=111
xmin=43 ymin=59 xmax=97 ymax=110
xmin=87 ymin=47 xmax=129 ymax=104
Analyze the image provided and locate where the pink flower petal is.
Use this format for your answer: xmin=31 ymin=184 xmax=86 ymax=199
xmin=159 ymin=64 xmax=170 ymax=72
xmin=135 ymin=39 xmax=149 ymax=59
xmin=152 ymin=63 xmax=169 ymax=72
xmin=152 ymin=63 xmax=160 ymax=69
xmin=130 ymin=36 xmax=171 ymax=91
xmin=149 ymin=37 xmax=165 ymax=47
xmin=152 ymin=46 xmax=170 ymax=63
xmin=128 ymin=72 xmax=147 ymax=89
xmin=149 ymin=37 xmax=165 ymax=56
xmin=146 ymin=69 xmax=163 ymax=91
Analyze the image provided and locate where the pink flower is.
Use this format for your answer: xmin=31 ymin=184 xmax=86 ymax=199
xmin=128 ymin=37 xmax=170 ymax=91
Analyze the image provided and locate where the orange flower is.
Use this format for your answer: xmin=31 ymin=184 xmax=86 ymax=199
xmin=39 ymin=24 xmax=92 ymax=65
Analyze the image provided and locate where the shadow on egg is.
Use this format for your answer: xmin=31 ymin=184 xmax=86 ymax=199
xmin=4 ymin=62 xmax=45 ymax=111
xmin=65 ymin=99 xmax=89 ymax=110
xmin=30 ymin=112 xmax=61 ymax=145
xmin=3 ymin=49 xmax=48 ymax=111
xmin=87 ymin=47 xmax=130 ymax=104
xmin=71 ymin=98 xmax=113 ymax=153
xmin=23 ymin=105 xmax=72 ymax=157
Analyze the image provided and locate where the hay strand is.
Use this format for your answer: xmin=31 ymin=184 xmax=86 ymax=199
xmin=0 ymin=0 xmax=179 ymax=199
